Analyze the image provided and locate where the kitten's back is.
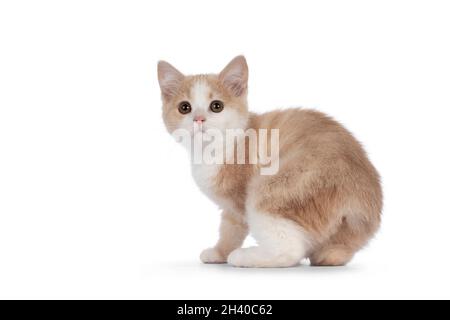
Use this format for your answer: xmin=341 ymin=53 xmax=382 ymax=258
xmin=248 ymin=108 xmax=382 ymax=253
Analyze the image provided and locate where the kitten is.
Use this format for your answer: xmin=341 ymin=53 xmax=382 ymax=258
xmin=157 ymin=56 xmax=382 ymax=267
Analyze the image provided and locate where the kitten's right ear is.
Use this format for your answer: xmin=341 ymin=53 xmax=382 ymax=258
xmin=219 ymin=55 xmax=248 ymax=97
xmin=157 ymin=60 xmax=184 ymax=100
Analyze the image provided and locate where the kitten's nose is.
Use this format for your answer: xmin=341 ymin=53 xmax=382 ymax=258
xmin=194 ymin=115 xmax=205 ymax=124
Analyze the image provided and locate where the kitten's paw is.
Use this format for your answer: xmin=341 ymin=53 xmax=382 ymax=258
xmin=228 ymin=247 xmax=269 ymax=267
xmin=227 ymin=248 xmax=253 ymax=267
xmin=200 ymin=247 xmax=227 ymax=264
xmin=228 ymin=247 xmax=301 ymax=268
xmin=227 ymin=247 xmax=271 ymax=267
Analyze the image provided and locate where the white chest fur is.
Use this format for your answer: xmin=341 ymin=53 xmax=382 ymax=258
xmin=191 ymin=163 xmax=236 ymax=212
xmin=191 ymin=163 xmax=220 ymax=199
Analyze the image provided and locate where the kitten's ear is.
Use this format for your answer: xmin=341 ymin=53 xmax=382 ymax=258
xmin=157 ymin=60 xmax=185 ymax=100
xmin=219 ymin=55 xmax=248 ymax=97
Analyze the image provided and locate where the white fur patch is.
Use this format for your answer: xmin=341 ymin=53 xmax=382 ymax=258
xmin=191 ymin=163 xmax=236 ymax=212
xmin=228 ymin=207 xmax=311 ymax=267
xmin=191 ymin=163 xmax=220 ymax=197
xmin=190 ymin=80 xmax=210 ymax=113
xmin=189 ymin=79 xmax=232 ymax=210
xmin=186 ymin=79 xmax=247 ymax=212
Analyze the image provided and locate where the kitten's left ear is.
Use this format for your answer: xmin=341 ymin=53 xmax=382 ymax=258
xmin=219 ymin=55 xmax=248 ymax=97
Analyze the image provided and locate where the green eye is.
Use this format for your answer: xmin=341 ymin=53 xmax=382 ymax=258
xmin=210 ymin=100 xmax=224 ymax=113
xmin=178 ymin=101 xmax=192 ymax=114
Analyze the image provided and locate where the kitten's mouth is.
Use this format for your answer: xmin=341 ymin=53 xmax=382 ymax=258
xmin=193 ymin=123 xmax=206 ymax=134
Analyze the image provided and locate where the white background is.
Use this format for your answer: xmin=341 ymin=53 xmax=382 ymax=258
xmin=1 ymin=0 xmax=449 ymax=299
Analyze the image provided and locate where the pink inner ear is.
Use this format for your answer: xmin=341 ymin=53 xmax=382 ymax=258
xmin=160 ymin=75 xmax=181 ymax=98
xmin=219 ymin=56 xmax=248 ymax=96
xmin=225 ymin=75 xmax=247 ymax=96
xmin=158 ymin=61 xmax=184 ymax=99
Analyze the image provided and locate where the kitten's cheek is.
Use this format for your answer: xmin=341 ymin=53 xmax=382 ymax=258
xmin=178 ymin=119 xmax=194 ymax=135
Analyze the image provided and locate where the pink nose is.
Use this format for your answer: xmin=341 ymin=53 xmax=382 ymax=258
xmin=194 ymin=116 xmax=205 ymax=124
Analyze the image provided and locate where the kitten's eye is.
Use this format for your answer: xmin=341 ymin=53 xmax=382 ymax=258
xmin=178 ymin=101 xmax=192 ymax=114
xmin=210 ymin=100 xmax=224 ymax=113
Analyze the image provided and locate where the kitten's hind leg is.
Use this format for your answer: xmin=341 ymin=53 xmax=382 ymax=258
xmin=200 ymin=210 xmax=248 ymax=264
xmin=227 ymin=209 xmax=311 ymax=268
xmin=309 ymin=245 xmax=354 ymax=266
xmin=309 ymin=215 xmax=379 ymax=266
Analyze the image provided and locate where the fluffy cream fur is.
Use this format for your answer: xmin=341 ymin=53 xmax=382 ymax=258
xmin=158 ymin=56 xmax=382 ymax=267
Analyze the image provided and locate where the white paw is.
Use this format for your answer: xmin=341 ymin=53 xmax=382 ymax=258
xmin=200 ymin=247 xmax=226 ymax=264
xmin=227 ymin=247 xmax=261 ymax=268
xmin=227 ymin=247 xmax=301 ymax=268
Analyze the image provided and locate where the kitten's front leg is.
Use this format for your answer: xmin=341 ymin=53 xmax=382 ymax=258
xmin=200 ymin=210 xmax=248 ymax=264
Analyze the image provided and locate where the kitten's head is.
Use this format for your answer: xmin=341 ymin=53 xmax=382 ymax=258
xmin=157 ymin=56 xmax=249 ymax=135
